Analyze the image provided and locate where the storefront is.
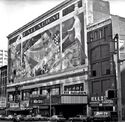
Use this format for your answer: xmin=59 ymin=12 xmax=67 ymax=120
xmin=89 ymin=96 xmax=116 ymax=115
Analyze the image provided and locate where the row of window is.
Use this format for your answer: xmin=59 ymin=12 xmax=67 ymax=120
xmin=88 ymin=24 xmax=112 ymax=42
xmin=91 ymin=60 xmax=111 ymax=77
xmin=8 ymin=87 xmax=60 ymax=102
xmin=90 ymin=44 xmax=110 ymax=62
xmin=91 ymin=79 xmax=114 ymax=96
xmin=8 ymin=83 xmax=84 ymax=102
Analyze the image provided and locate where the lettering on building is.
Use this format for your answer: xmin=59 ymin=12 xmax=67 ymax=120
xmin=23 ymin=13 xmax=59 ymax=37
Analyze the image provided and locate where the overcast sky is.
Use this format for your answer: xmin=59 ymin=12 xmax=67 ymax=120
xmin=0 ymin=0 xmax=125 ymax=50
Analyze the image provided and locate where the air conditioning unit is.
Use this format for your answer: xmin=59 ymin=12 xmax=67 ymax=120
xmin=105 ymin=89 xmax=116 ymax=99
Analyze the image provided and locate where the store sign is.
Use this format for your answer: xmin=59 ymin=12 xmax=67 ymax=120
xmin=10 ymin=102 xmax=19 ymax=108
xmin=91 ymin=96 xmax=106 ymax=102
xmin=90 ymin=96 xmax=113 ymax=105
xmin=33 ymin=99 xmax=43 ymax=104
xmin=64 ymin=91 xmax=86 ymax=95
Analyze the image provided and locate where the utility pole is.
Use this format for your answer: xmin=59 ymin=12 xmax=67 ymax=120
xmin=47 ymin=88 xmax=51 ymax=117
xmin=114 ymin=34 xmax=122 ymax=122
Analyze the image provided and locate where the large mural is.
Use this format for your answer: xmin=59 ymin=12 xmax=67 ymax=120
xmin=62 ymin=12 xmax=85 ymax=70
xmin=22 ymin=25 xmax=61 ymax=77
xmin=8 ymin=11 xmax=86 ymax=82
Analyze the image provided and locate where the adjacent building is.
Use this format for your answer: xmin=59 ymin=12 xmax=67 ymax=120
xmin=0 ymin=50 xmax=8 ymax=67
xmin=87 ymin=15 xmax=125 ymax=120
xmin=87 ymin=18 xmax=116 ymax=117
xmin=0 ymin=65 xmax=7 ymax=114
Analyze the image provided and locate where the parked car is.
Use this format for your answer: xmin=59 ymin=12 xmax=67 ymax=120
xmin=69 ymin=115 xmax=89 ymax=122
xmin=50 ymin=115 xmax=66 ymax=122
xmin=33 ymin=114 xmax=48 ymax=120
xmin=0 ymin=115 xmax=6 ymax=120
xmin=5 ymin=115 xmax=14 ymax=120
xmin=16 ymin=115 xmax=24 ymax=121
xmin=24 ymin=114 xmax=33 ymax=120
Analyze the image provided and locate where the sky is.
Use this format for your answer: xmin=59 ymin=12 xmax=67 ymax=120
xmin=0 ymin=0 xmax=125 ymax=50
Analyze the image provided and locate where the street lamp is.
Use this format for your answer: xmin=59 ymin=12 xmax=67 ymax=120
xmin=114 ymin=34 xmax=122 ymax=122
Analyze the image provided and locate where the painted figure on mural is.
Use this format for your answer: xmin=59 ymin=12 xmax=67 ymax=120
xmin=10 ymin=34 xmax=23 ymax=81
xmin=68 ymin=3 xmax=86 ymax=62
xmin=67 ymin=3 xmax=82 ymax=45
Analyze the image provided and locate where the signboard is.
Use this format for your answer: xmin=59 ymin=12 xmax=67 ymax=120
xmin=9 ymin=102 xmax=19 ymax=108
xmin=0 ymin=97 xmax=6 ymax=108
xmin=30 ymin=95 xmax=60 ymax=106
xmin=90 ymin=96 xmax=113 ymax=106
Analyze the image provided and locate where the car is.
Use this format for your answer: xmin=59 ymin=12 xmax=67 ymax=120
xmin=50 ymin=115 xmax=66 ymax=121
xmin=24 ymin=115 xmax=33 ymax=120
xmin=16 ymin=115 xmax=24 ymax=120
xmin=34 ymin=114 xmax=48 ymax=120
xmin=69 ymin=115 xmax=88 ymax=122
xmin=5 ymin=115 xmax=14 ymax=120
xmin=0 ymin=115 xmax=5 ymax=120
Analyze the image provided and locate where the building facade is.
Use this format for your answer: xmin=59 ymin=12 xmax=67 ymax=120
xmin=0 ymin=50 xmax=8 ymax=67
xmin=0 ymin=65 xmax=7 ymax=114
xmin=87 ymin=16 xmax=125 ymax=120
xmin=7 ymin=0 xmax=110 ymax=118
xmin=87 ymin=19 xmax=117 ymax=116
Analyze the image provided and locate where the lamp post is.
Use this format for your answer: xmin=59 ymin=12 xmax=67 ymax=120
xmin=114 ymin=34 xmax=122 ymax=122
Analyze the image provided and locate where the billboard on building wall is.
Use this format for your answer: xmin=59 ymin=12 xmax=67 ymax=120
xmin=8 ymin=1 xmax=86 ymax=82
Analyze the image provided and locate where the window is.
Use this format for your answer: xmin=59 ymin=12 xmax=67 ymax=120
xmin=8 ymin=94 xmax=14 ymax=101
xmin=101 ymin=44 xmax=110 ymax=58
xmin=92 ymin=81 xmax=101 ymax=96
xmin=104 ymin=26 xmax=108 ymax=41
xmin=91 ymin=62 xmax=101 ymax=77
xmin=101 ymin=60 xmax=110 ymax=75
xmin=92 ymin=70 xmax=96 ymax=77
xmin=90 ymin=32 xmax=93 ymax=42
xmin=51 ymin=88 xmax=59 ymax=95
xmin=102 ymin=79 xmax=113 ymax=94
xmin=94 ymin=31 xmax=98 ymax=40
xmin=91 ymin=46 xmax=100 ymax=61
xmin=22 ymin=91 xmax=30 ymax=100
xmin=99 ymin=29 xmax=104 ymax=39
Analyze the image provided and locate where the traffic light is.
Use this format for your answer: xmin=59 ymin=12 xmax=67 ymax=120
xmin=105 ymin=89 xmax=116 ymax=99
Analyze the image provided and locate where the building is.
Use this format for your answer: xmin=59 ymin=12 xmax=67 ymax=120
xmin=0 ymin=50 xmax=8 ymax=67
xmin=87 ymin=18 xmax=117 ymax=117
xmin=0 ymin=65 xmax=7 ymax=114
xmin=7 ymin=0 xmax=110 ymax=118
xmin=87 ymin=15 xmax=125 ymax=121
